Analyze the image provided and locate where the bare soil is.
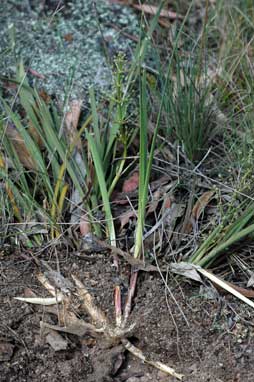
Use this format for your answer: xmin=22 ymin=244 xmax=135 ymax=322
xmin=1 ymin=248 xmax=254 ymax=382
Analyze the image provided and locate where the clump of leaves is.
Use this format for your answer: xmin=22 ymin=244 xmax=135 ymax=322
xmin=0 ymin=54 xmax=136 ymax=245
xmin=166 ymin=58 xmax=217 ymax=163
xmin=0 ymin=63 xmax=87 ymax=243
xmin=186 ymin=1 xmax=254 ymax=269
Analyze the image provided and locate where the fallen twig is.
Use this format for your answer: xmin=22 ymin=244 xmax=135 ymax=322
xmin=122 ymin=338 xmax=184 ymax=380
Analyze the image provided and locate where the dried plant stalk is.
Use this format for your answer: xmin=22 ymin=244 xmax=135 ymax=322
xmin=115 ymin=285 xmax=122 ymax=327
xmin=122 ymin=339 xmax=184 ymax=380
xmin=72 ymin=275 xmax=108 ymax=328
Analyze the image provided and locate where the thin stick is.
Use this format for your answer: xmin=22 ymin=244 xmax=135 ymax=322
xmin=122 ymin=338 xmax=184 ymax=380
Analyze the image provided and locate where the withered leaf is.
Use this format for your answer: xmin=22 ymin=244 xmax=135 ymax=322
xmin=122 ymin=172 xmax=139 ymax=193
xmin=64 ymin=99 xmax=82 ymax=150
xmin=119 ymin=209 xmax=136 ymax=230
xmin=170 ymin=262 xmax=203 ymax=283
xmin=5 ymin=123 xmax=37 ymax=170
xmin=192 ymin=191 xmax=215 ymax=221
xmin=80 ymin=219 xmax=91 ymax=236
xmin=132 ymin=3 xmax=182 ymax=20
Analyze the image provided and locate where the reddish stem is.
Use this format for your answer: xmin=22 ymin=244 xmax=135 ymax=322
xmin=123 ymin=271 xmax=138 ymax=326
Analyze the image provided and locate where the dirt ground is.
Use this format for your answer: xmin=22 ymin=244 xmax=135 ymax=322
xmin=1 ymin=247 xmax=254 ymax=382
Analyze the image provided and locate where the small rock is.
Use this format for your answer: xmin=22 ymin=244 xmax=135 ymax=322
xmin=0 ymin=342 xmax=14 ymax=361
xmin=46 ymin=331 xmax=68 ymax=351
xmin=126 ymin=378 xmax=140 ymax=382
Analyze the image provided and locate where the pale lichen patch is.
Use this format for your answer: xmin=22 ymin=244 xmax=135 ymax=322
xmin=0 ymin=0 xmax=139 ymax=100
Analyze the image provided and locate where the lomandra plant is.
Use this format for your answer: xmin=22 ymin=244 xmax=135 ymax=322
xmin=0 ymin=70 xmax=87 ymax=243
xmin=0 ymin=55 xmax=133 ymax=244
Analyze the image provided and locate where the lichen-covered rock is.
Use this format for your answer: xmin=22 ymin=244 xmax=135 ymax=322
xmin=0 ymin=0 xmax=139 ymax=100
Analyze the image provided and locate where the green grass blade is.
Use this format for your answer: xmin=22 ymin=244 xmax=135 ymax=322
xmin=86 ymin=131 xmax=116 ymax=246
xmin=89 ymin=87 xmax=101 ymax=152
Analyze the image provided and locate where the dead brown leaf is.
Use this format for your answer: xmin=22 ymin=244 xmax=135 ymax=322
xmin=119 ymin=182 xmax=172 ymax=229
xmin=109 ymin=1 xmax=182 ymax=20
xmin=185 ymin=190 xmax=214 ymax=233
xmin=5 ymin=123 xmax=37 ymax=170
xmin=158 ymin=17 xmax=171 ymax=28
xmin=64 ymin=100 xmax=82 ymax=149
xmin=28 ymin=120 xmax=44 ymax=148
xmin=112 ymin=175 xmax=170 ymax=205
xmin=192 ymin=191 xmax=215 ymax=221
xmin=132 ymin=3 xmax=182 ymax=20
xmin=80 ymin=219 xmax=91 ymax=236
xmin=147 ymin=188 xmax=161 ymax=214
xmin=164 ymin=203 xmax=185 ymax=242
xmin=170 ymin=262 xmax=203 ymax=283
xmin=122 ymin=171 xmax=139 ymax=193
xmin=2 ymin=80 xmax=17 ymax=90
xmin=39 ymin=89 xmax=51 ymax=104
xmin=63 ymin=33 xmax=74 ymax=42
xmin=217 ymin=278 xmax=254 ymax=298
xmin=119 ymin=209 xmax=136 ymax=229
xmin=28 ymin=68 xmax=46 ymax=80
xmin=163 ymin=196 xmax=172 ymax=210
